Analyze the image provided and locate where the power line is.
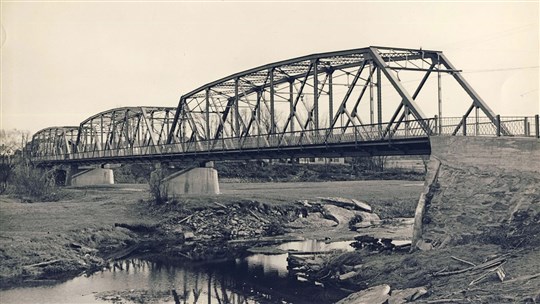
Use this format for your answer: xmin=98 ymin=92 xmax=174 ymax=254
xmin=463 ymin=66 xmax=539 ymax=73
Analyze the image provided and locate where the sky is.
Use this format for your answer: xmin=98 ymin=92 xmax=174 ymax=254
xmin=1 ymin=1 xmax=539 ymax=134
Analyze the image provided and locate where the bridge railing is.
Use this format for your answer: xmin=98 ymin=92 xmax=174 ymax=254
xmin=30 ymin=118 xmax=436 ymax=162
xmin=30 ymin=116 xmax=539 ymax=163
xmin=436 ymin=115 xmax=539 ymax=137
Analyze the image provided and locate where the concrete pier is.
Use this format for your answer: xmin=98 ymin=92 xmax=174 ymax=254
xmin=70 ymin=168 xmax=114 ymax=186
xmin=163 ymin=167 xmax=219 ymax=196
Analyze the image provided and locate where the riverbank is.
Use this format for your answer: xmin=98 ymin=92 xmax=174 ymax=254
xmin=0 ymin=180 xmax=422 ymax=290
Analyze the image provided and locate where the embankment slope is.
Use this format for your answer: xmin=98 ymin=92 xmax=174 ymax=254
xmin=423 ymin=136 xmax=539 ymax=247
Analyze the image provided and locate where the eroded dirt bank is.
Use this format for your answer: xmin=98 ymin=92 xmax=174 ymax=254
xmin=417 ymin=136 xmax=540 ymax=302
xmin=307 ymin=137 xmax=540 ymax=303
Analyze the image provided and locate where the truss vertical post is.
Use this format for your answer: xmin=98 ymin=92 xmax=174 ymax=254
xmin=289 ymin=79 xmax=295 ymax=133
xmin=475 ymin=106 xmax=479 ymax=136
xmin=524 ymin=117 xmax=529 ymax=136
xmin=463 ymin=115 xmax=467 ymax=136
xmin=257 ymin=90 xmax=262 ymax=148
xmin=437 ymin=59 xmax=443 ymax=134
xmin=234 ymin=78 xmax=240 ymax=137
xmin=377 ymin=65 xmax=382 ymax=130
xmin=313 ymin=59 xmax=319 ymax=130
xmin=404 ymin=106 xmax=409 ymax=137
xmin=269 ymin=68 xmax=275 ymax=134
xmin=535 ymin=115 xmax=539 ymax=138
xmin=205 ymin=89 xmax=211 ymax=151
xmin=100 ymin=114 xmax=104 ymax=151
xmin=369 ymin=63 xmax=374 ymax=125
xmin=328 ymin=71 xmax=333 ymax=130
xmin=496 ymin=115 xmax=501 ymax=137
xmin=166 ymin=110 xmax=170 ymax=141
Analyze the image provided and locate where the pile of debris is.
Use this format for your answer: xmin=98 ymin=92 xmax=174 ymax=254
xmin=288 ymin=251 xmax=364 ymax=285
xmin=166 ymin=201 xmax=299 ymax=241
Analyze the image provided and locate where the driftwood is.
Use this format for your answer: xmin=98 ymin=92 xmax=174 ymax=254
xmin=23 ymin=259 xmax=61 ymax=268
xmin=434 ymin=256 xmax=506 ymax=277
xmin=469 ymin=265 xmax=505 ymax=286
xmin=177 ymin=214 xmax=194 ymax=224
xmin=248 ymin=210 xmax=268 ymax=223
xmin=289 ymin=250 xmax=343 ymax=256
xmin=451 ymin=256 xmax=476 ymax=267
xmin=213 ymin=202 xmax=227 ymax=208
xmin=504 ymin=272 xmax=540 ymax=284
xmin=425 ymin=299 xmax=463 ymax=303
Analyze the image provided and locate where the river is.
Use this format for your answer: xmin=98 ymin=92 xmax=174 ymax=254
xmin=0 ymin=240 xmax=354 ymax=304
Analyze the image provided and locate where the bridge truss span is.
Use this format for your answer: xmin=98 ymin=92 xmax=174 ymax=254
xmin=167 ymin=46 xmax=500 ymax=147
xmin=28 ymin=47 xmax=538 ymax=166
xmin=31 ymin=126 xmax=79 ymax=160
xmin=71 ymin=106 xmax=178 ymax=159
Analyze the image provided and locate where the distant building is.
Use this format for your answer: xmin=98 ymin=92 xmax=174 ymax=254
xmin=300 ymin=157 xmax=346 ymax=165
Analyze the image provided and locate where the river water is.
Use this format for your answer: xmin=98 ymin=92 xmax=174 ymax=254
xmin=0 ymin=240 xmax=354 ymax=304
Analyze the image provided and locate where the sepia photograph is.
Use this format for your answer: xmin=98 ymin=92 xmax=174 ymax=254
xmin=1 ymin=1 xmax=539 ymax=303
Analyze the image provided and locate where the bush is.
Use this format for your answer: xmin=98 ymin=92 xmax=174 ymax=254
xmin=0 ymin=161 xmax=13 ymax=194
xmin=149 ymin=168 xmax=168 ymax=204
xmin=9 ymin=160 xmax=59 ymax=201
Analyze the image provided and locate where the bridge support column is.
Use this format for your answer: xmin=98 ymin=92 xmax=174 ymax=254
xmin=162 ymin=162 xmax=219 ymax=196
xmin=68 ymin=166 xmax=114 ymax=187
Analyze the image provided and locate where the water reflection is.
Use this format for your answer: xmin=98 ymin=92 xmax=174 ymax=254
xmin=0 ymin=240 xmax=352 ymax=304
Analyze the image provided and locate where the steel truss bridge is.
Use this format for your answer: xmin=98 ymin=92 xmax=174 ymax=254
xmin=30 ymin=46 xmax=539 ymax=166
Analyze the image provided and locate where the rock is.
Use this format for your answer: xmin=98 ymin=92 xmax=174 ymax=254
xmin=415 ymin=239 xmax=433 ymax=251
xmin=318 ymin=197 xmax=373 ymax=212
xmin=354 ymin=211 xmax=381 ymax=228
xmin=339 ymin=270 xmax=361 ymax=281
xmin=351 ymin=199 xmax=373 ymax=212
xmin=322 ymin=205 xmax=357 ymax=229
xmin=336 ymin=284 xmax=391 ymax=304
xmin=183 ymin=232 xmax=195 ymax=240
xmin=388 ymin=286 xmax=428 ymax=304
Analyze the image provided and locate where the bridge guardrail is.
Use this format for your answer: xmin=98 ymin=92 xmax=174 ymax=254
xmin=30 ymin=116 xmax=539 ymax=163
xmin=436 ymin=116 xmax=539 ymax=137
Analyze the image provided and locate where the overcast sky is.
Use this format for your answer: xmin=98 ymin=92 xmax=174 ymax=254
xmin=1 ymin=1 xmax=538 ymax=134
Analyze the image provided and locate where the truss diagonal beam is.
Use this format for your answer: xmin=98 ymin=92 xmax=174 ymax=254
xmin=368 ymin=47 xmax=430 ymax=133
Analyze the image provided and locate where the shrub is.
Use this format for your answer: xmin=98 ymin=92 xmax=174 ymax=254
xmin=10 ymin=160 xmax=59 ymax=201
xmin=0 ymin=161 xmax=13 ymax=194
xmin=149 ymin=168 xmax=168 ymax=204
